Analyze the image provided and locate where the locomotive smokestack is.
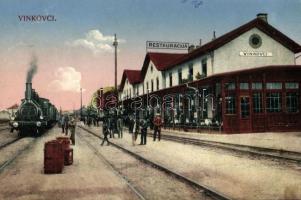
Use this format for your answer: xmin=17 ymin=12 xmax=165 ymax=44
xmin=26 ymin=55 xmax=38 ymax=83
xmin=25 ymin=82 xmax=32 ymax=100
xmin=25 ymin=55 xmax=37 ymax=100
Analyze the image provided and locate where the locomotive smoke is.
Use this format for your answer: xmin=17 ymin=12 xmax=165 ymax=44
xmin=26 ymin=55 xmax=38 ymax=83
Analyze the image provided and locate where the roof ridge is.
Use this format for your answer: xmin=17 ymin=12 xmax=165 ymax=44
xmin=165 ymin=18 xmax=301 ymax=68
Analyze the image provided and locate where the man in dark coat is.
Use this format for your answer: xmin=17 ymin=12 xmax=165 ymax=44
xmin=117 ymin=116 xmax=123 ymax=138
xmin=101 ymin=121 xmax=110 ymax=146
xmin=64 ymin=114 xmax=69 ymax=135
xmin=153 ymin=113 xmax=163 ymax=141
xmin=140 ymin=117 xmax=148 ymax=145
xmin=69 ymin=116 xmax=76 ymax=145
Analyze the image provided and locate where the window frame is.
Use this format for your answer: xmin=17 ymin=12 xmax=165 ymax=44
xmin=202 ymin=59 xmax=207 ymax=77
xmin=252 ymin=82 xmax=263 ymax=90
xmin=151 ymin=79 xmax=154 ymax=92
xmin=286 ymin=92 xmax=299 ymax=113
xmin=225 ymin=94 xmax=236 ymax=114
xmin=169 ymin=73 xmax=173 ymax=87
xmin=266 ymin=82 xmax=282 ymax=90
xmin=188 ymin=63 xmax=193 ymax=81
xmin=225 ymin=82 xmax=236 ymax=90
xmin=266 ymin=92 xmax=282 ymax=113
xmin=252 ymin=92 xmax=263 ymax=113
xmin=240 ymin=82 xmax=249 ymax=90
xmin=240 ymin=96 xmax=250 ymax=119
xmin=178 ymin=69 xmax=182 ymax=85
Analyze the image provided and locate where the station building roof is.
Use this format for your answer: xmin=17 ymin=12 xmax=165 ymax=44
xmin=140 ymin=52 xmax=187 ymax=79
xmin=164 ymin=18 xmax=301 ymax=69
xmin=119 ymin=69 xmax=142 ymax=91
xmin=119 ymin=16 xmax=301 ymax=92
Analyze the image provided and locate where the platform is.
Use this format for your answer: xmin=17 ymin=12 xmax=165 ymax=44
xmin=0 ymin=127 xmax=139 ymax=200
xmin=86 ymin=125 xmax=301 ymax=200
xmin=160 ymin=128 xmax=301 ymax=153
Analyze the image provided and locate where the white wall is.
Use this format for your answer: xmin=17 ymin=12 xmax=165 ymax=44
xmin=121 ymin=78 xmax=135 ymax=100
xmin=213 ymin=28 xmax=295 ymax=74
xmin=165 ymin=55 xmax=209 ymax=88
xmin=143 ymin=61 xmax=164 ymax=92
xmin=121 ymin=27 xmax=295 ymax=99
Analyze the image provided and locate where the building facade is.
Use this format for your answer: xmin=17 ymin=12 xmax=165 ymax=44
xmin=118 ymin=14 xmax=301 ymax=133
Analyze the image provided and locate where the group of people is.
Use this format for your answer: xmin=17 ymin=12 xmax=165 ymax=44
xmin=100 ymin=113 xmax=163 ymax=146
xmin=60 ymin=114 xmax=76 ymax=145
xmin=101 ymin=116 xmax=123 ymax=145
xmin=83 ymin=116 xmax=100 ymax=127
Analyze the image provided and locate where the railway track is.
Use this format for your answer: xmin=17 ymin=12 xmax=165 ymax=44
xmin=0 ymin=137 xmax=22 ymax=150
xmin=0 ymin=126 xmax=10 ymax=132
xmin=152 ymin=133 xmax=301 ymax=164
xmin=77 ymin=131 xmax=146 ymax=200
xmin=0 ymin=138 xmax=36 ymax=173
xmin=79 ymin=126 xmax=231 ymax=200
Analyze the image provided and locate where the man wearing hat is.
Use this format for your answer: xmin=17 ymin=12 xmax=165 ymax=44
xmin=153 ymin=113 xmax=163 ymax=141
xmin=68 ymin=115 xmax=76 ymax=145
xmin=140 ymin=116 xmax=148 ymax=145
xmin=101 ymin=120 xmax=110 ymax=146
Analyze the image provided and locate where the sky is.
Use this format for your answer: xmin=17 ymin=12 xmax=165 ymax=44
xmin=0 ymin=0 xmax=301 ymax=111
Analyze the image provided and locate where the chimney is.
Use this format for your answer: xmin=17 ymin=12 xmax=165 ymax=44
xmin=199 ymin=39 xmax=202 ymax=46
xmin=212 ymin=31 xmax=216 ymax=41
xmin=188 ymin=45 xmax=195 ymax=53
xmin=25 ymin=82 xmax=32 ymax=100
xmin=257 ymin=13 xmax=268 ymax=23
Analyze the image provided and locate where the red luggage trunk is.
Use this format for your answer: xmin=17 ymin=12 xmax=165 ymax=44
xmin=56 ymin=137 xmax=70 ymax=151
xmin=44 ymin=140 xmax=64 ymax=174
xmin=64 ymin=148 xmax=73 ymax=165
xmin=56 ymin=137 xmax=72 ymax=166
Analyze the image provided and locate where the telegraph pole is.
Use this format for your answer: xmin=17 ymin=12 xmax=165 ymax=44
xmin=80 ymin=87 xmax=83 ymax=120
xmin=113 ymin=34 xmax=118 ymax=89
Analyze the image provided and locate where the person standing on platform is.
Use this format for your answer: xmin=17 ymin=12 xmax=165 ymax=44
xmin=108 ymin=117 xmax=113 ymax=138
xmin=64 ymin=114 xmax=69 ymax=135
xmin=129 ymin=115 xmax=134 ymax=133
xmin=61 ymin=115 xmax=65 ymax=134
xmin=69 ymin=116 xmax=76 ymax=145
xmin=101 ymin=121 xmax=110 ymax=146
xmin=140 ymin=117 xmax=148 ymax=145
xmin=117 ymin=116 xmax=123 ymax=138
xmin=153 ymin=113 xmax=163 ymax=141
xmin=135 ymin=117 xmax=140 ymax=141
xmin=132 ymin=118 xmax=137 ymax=146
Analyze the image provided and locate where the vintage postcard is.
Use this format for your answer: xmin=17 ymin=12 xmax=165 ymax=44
xmin=0 ymin=0 xmax=301 ymax=199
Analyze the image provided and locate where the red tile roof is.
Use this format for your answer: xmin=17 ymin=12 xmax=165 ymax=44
xmin=119 ymin=70 xmax=142 ymax=91
xmin=141 ymin=52 xmax=187 ymax=79
xmin=148 ymin=52 xmax=187 ymax=70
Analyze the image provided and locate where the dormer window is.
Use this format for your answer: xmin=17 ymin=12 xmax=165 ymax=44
xmin=150 ymin=65 xmax=153 ymax=73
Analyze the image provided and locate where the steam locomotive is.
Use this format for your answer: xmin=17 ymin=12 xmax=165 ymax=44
xmin=9 ymin=82 xmax=58 ymax=136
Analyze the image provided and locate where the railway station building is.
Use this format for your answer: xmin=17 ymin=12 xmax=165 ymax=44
xmin=118 ymin=14 xmax=301 ymax=133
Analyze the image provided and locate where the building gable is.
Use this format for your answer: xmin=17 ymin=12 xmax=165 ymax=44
xmin=165 ymin=17 xmax=301 ymax=69
xmin=213 ymin=27 xmax=296 ymax=73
